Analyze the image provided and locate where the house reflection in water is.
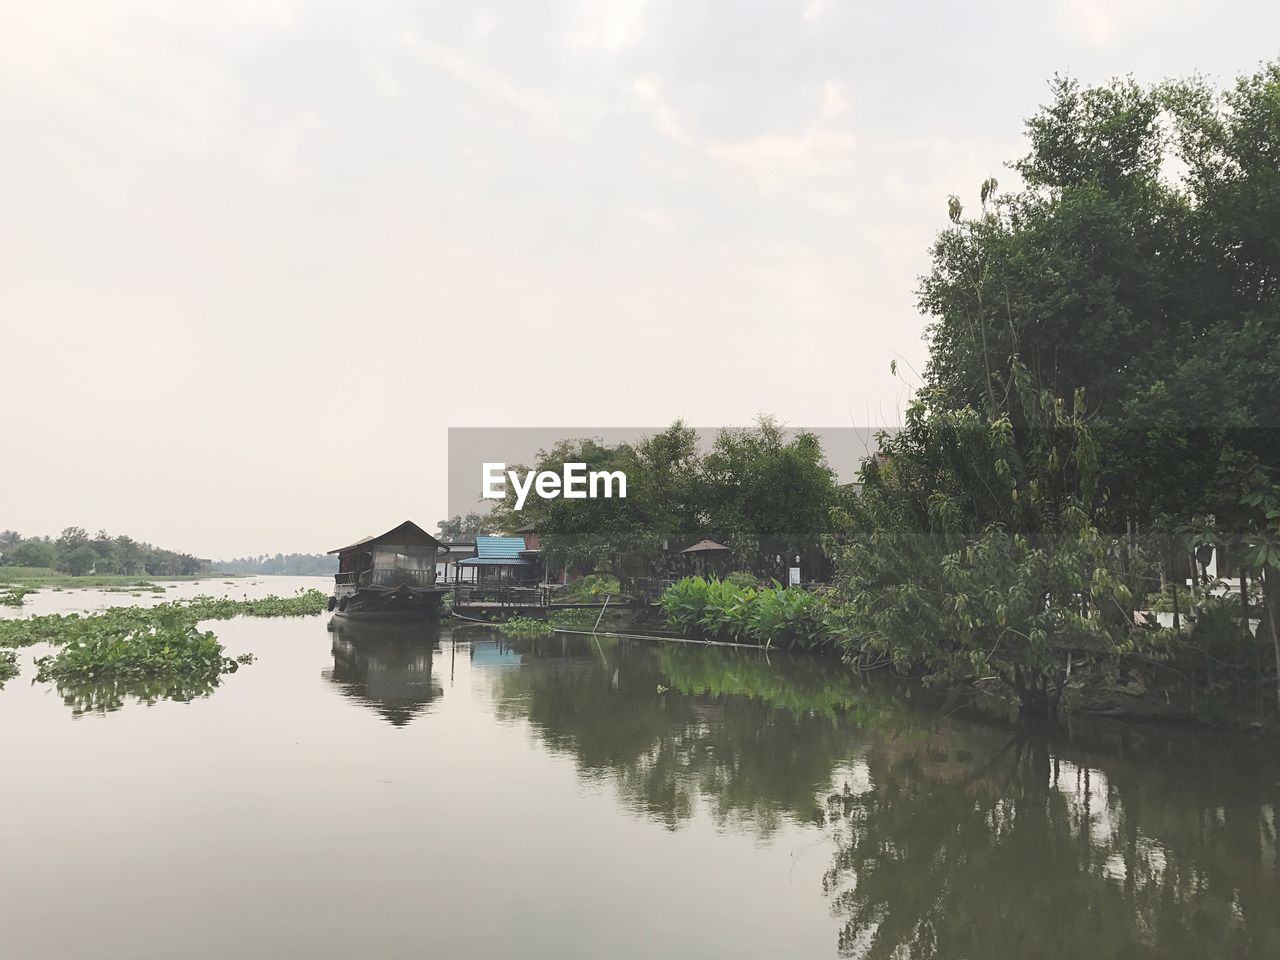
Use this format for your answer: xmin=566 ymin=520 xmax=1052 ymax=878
xmin=324 ymin=619 xmax=444 ymax=726
xmin=468 ymin=640 xmax=526 ymax=668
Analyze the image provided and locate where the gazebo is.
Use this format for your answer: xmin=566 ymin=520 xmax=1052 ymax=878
xmin=680 ymin=539 xmax=732 ymax=578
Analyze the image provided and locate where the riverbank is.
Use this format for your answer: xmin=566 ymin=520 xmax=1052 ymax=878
xmin=654 ymin=575 xmax=1280 ymax=736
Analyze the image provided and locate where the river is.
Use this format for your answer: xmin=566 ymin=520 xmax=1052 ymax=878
xmin=1 ymin=576 xmax=1277 ymax=959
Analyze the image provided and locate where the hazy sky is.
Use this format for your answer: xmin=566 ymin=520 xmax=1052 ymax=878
xmin=2 ymin=1 xmax=1276 ymax=557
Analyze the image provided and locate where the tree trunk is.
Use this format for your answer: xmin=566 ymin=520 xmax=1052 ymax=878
xmin=1018 ymin=676 xmax=1054 ymax=722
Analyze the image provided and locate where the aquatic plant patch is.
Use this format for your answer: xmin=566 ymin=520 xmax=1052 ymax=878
xmin=0 ymin=586 xmax=37 ymax=606
xmin=32 ymin=617 xmax=251 ymax=688
xmin=0 ymin=590 xmax=328 ymax=705
xmin=181 ymin=590 xmax=330 ymax=621
xmin=0 ymin=651 xmax=17 ymax=687
xmin=547 ymin=607 xmax=603 ymax=627
xmin=497 ymin=616 xmax=554 ymax=637
xmin=0 ymin=590 xmax=329 ymax=650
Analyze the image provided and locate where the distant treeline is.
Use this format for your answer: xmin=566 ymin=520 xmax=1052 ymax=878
xmin=0 ymin=529 xmax=339 ymax=579
xmin=212 ymin=554 xmax=337 ymax=576
xmin=0 ymin=528 xmax=205 ymax=576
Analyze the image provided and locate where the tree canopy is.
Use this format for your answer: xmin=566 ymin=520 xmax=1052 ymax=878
xmin=479 ymin=420 xmax=846 ymax=575
xmin=835 ymin=62 xmax=1280 ymax=717
xmin=918 ymin=65 xmax=1280 ymax=528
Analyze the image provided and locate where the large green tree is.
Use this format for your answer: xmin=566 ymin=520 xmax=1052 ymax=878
xmin=483 ymin=428 xmax=696 ymax=573
xmin=919 ymin=65 xmax=1280 ymax=529
xmin=905 ymin=64 xmax=1280 ymax=713
xmin=698 ymin=418 xmax=844 ymax=572
xmin=480 ymin=421 xmax=842 ymax=576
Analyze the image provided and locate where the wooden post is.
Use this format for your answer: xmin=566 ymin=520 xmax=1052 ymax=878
xmin=592 ymin=595 xmax=612 ymax=635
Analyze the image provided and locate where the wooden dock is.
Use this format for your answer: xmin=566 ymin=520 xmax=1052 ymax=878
xmin=450 ymin=584 xmax=656 ymax=619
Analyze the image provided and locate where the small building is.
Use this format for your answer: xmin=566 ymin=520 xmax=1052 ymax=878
xmin=328 ymin=520 xmax=446 ymax=619
xmin=454 ymin=535 xmax=536 ymax=585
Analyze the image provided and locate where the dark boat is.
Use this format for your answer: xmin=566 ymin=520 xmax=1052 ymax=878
xmin=327 ymin=520 xmax=449 ymax=621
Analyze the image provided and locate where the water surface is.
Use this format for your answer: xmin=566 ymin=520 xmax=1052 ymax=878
xmin=1 ymin=577 xmax=1276 ymax=959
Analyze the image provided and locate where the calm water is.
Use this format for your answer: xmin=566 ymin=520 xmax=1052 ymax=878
xmin=1 ymin=577 xmax=1277 ymax=959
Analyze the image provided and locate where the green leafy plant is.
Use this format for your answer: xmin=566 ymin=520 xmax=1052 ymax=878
xmin=497 ymin=616 xmax=554 ymax=637
xmin=660 ymin=576 xmax=711 ymax=630
xmin=660 ymin=576 xmax=838 ymax=650
xmin=749 ymin=585 xmax=835 ymax=651
xmin=698 ymin=578 xmax=760 ymax=640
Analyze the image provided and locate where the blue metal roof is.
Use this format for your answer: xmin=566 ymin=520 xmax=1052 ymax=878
xmin=457 ymin=556 xmax=530 ymax=566
xmin=474 ymin=536 xmax=528 ymax=560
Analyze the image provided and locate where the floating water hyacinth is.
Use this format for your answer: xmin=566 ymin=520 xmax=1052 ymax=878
xmin=0 ymin=590 xmax=328 ymax=703
xmin=0 ymin=586 xmax=37 ymax=607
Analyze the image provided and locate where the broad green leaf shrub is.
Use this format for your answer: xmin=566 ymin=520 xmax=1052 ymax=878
xmin=661 ymin=577 xmax=837 ymax=651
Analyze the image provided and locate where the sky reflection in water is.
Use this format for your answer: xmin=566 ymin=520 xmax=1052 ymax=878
xmin=1 ymin=578 xmax=1276 ymax=959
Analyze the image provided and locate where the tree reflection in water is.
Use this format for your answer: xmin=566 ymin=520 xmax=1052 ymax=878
xmin=824 ymin=722 xmax=1280 ymax=959
xmin=490 ymin=636 xmax=918 ymax=833
xmin=50 ymin=671 xmax=231 ymax=717
xmin=490 ymin=635 xmax=1280 ymax=958
xmin=324 ymin=619 xmax=443 ymax=726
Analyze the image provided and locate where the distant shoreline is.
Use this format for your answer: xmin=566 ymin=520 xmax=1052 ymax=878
xmin=0 ymin=566 xmax=244 ymax=588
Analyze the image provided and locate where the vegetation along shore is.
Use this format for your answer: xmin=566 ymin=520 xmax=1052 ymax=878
xmin=472 ymin=64 xmax=1280 ymax=732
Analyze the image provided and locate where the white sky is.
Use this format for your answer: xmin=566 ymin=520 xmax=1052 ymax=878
xmin=2 ymin=0 xmax=1276 ymax=557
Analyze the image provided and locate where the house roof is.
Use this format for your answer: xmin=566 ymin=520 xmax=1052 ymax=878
xmin=476 ymin=535 xmax=528 ymax=558
xmin=328 ymin=520 xmax=443 ymax=556
xmin=457 ymin=535 xmax=532 ymax=566
xmin=680 ymin=539 xmax=731 ymax=554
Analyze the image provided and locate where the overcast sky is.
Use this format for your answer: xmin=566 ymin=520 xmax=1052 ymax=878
xmin=2 ymin=1 xmax=1276 ymax=557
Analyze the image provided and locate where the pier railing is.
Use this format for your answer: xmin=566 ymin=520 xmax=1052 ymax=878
xmin=454 ymin=584 xmax=551 ymax=608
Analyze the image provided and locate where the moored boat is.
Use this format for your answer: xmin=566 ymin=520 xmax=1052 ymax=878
xmin=327 ymin=520 xmax=449 ymax=620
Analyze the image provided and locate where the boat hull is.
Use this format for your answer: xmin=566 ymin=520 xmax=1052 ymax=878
xmin=330 ymin=584 xmax=447 ymax=621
